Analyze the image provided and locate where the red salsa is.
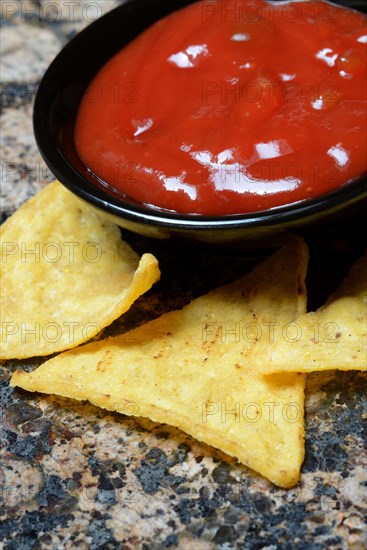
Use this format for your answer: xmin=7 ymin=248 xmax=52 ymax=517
xmin=74 ymin=0 xmax=367 ymax=215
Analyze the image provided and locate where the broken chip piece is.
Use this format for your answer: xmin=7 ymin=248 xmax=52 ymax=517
xmin=11 ymin=238 xmax=308 ymax=487
xmin=0 ymin=181 xmax=160 ymax=359
xmin=252 ymin=250 xmax=367 ymax=374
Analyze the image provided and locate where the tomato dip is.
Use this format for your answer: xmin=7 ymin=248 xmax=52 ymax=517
xmin=74 ymin=0 xmax=367 ymax=215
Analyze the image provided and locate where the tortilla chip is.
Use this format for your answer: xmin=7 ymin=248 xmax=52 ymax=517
xmin=0 ymin=182 xmax=160 ymax=359
xmin=11 ymin=238 xmax=308 ymax=488
xmin=252 ymin=250 xmax=367 ymax=373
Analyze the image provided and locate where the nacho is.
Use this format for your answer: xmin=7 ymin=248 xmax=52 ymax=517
xmin=252 ymin=249 xmax=367 ymax=374
xmin=11 ymin=238 xmax=308 ymax=488
xmin=0 ymin=181 xmax=160 ymax=359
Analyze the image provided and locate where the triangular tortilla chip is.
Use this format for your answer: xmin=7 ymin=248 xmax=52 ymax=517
xmin=253 ymin=250 xmax=367 ymax=373
xmin=11 ymin=238 xmax=308 ymax=488
xmin=0 ymin=182 xmax=160 ymax=359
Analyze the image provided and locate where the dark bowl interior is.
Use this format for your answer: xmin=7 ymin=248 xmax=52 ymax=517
xmin=34 ymin=0 xmax=367 ymax=244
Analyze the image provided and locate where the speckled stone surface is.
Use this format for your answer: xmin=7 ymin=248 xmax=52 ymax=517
xmin=1 ymin=1 xmax=366 ymax=549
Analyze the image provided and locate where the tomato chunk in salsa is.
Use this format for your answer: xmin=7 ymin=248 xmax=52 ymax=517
xmin=74 ymin=0 xmax=367 ymax=215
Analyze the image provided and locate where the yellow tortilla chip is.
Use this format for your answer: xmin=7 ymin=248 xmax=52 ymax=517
xmin=253 ymin=250 xmax=367 ymax=373
xmin=0 ymin=182 xmax=160 ymax=359
xmin=11 ymin=238 xmax=308 ymax=488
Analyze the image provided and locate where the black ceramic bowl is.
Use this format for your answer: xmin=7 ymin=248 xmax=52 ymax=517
xmin=34 ymin=0 xmax=367 ymax=245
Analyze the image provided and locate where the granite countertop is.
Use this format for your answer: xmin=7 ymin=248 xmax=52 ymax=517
xmin=1 ymin=1 xmax=366 ymax=548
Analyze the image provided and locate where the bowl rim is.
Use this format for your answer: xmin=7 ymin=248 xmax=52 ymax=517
xmin=45 ymin=155 xmax=367 ymax=230
xmin=33 ymin=0 xmax=367 ymax=232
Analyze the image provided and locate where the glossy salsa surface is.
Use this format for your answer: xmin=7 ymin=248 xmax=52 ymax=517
xmin=74 ymin=0 xmax=367 ymax=216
